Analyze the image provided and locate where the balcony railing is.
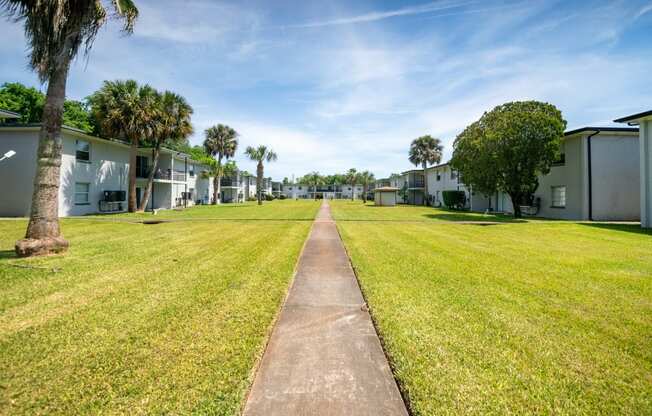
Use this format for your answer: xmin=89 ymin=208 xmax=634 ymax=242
xmin=409 ymin=179 xmax=425 ymax=188
xmin=220 ymin=178 xmax=239 ymax=187
xmin=136 ymin=167 xmax=186 ymax=182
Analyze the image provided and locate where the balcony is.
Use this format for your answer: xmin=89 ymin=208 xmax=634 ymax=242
xmin=220 ymin=178 xmax=239 ymax=187
xmin=136 ymin=167 xmax=186 ymax=182
xmin=408 ymin=179 xmax=425 ymax=188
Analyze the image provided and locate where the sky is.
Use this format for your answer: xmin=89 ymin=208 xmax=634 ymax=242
xmin=1 ymin=0 xmax=652 ymax=179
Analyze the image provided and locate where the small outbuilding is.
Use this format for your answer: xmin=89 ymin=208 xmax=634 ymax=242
xmin=374 ymin=186 xmax=399 ymax=206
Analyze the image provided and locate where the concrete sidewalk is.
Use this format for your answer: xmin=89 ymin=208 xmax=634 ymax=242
xmin=243 ymin=201 xmax=408 ymax=416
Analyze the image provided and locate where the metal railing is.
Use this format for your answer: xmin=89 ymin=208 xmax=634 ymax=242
xmin=136 ymin=167 xmax=186 ymax=182
xmin=220 ymin=178 xmax=239 ymax=187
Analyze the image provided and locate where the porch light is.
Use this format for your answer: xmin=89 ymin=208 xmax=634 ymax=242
xmin=0 ymin=150 xmax=16 ymax=161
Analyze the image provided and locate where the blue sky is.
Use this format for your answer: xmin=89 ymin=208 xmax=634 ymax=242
xmin=2 ymin=0 xmax=652 ymax=179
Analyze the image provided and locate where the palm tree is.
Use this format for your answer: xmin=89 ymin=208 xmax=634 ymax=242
xmin=139 ymin=91 xmax=194 ymax=211
xmin=303 ymin=171 xmax=324 ymax=200
xmin=88 ymin=80 xmax=158 ymax=212
xmin=358 ymin=170 xmax=375 ymax=203
xmin=203 ymin=124 xmax=238 ymax=204
xmin=202 ymin=160 xmax=237 ymax=201
xmin=409 ymin=135 xmax=443 ymax=206
xmin=244 ymin=145 xmax=277 ymax=205
xmin=6 ymin=0 xmax=139 ymax=257
xmin=345 ymin=168 xmax=358 ymax=201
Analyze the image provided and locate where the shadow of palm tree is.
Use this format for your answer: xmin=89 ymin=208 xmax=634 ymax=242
xmin=579 ymin=223 xmax=651 ymax=236
xmin=423 ymin=212 xmax=526 ymax=223
xmin=0 ymin=249 xmax=17 ymax=260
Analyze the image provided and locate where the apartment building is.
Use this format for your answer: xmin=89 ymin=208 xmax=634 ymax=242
xmin=0 ymin=123 xmax=213 ymax=216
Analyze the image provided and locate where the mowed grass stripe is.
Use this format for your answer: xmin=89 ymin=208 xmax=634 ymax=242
xmin=337 ymin=219 xmax=652 ymax=415
xmin=0 ymin=216 xmax=312 ymax=415
xmin=91 ymin=199 xmax=321 ymax=221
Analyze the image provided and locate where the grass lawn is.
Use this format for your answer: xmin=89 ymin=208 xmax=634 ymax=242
xmin=334 ymin=201 xmax=652 ymax=415
xmin=88 ymin=199 xmax=320 ymax=221
xmin=0 ymin=201 xmax=317 ymax=415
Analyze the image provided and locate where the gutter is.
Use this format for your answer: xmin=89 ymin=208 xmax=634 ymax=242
xmin=587 ymin=130 xmax=600 ymax=221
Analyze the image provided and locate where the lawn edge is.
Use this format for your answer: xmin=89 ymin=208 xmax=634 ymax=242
xmin=238 ymin=209 xmax=319 ymax=415
xmin=333 ymin=221 xmax=415 ymax=416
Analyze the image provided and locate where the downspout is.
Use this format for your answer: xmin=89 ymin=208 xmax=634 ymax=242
xmin=184 ymin=156 xmax=188 ymax=208
xmin=587 ymin=130 xmax=600 ymax=221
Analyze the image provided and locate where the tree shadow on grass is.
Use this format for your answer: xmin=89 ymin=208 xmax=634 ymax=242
xmin=579 ymin=222 xmax=652 ymax=236
xmin=422 ymin=212 xmax=527 ymax=223
xmin=0 ymin=249 xmax=17 ymax=260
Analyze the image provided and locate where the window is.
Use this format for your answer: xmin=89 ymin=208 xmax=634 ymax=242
xmin=551 ymin=186 xmax=566 ymax=208
xmin=436 ymin=172 xmax=441 ymax=181
xmin=553 ymin=153 xmax=566 ymax=166
xmin=553 ymin=143 xmax=566 ymax=166
xmin=136 ymin=156 xmax=149 ymax=178
xmin=450 ymin=170 xmax=457 ymax=180
xmin=288 ymin=187 xmax=293 ymax=191
xmin=75 ymin=140 xmax=90 ymax=162
xmin=75 ymin=182 xmax=90 ymax=205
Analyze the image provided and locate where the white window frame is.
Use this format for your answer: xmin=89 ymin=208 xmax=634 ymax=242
xmin=551 ymin=185 xmax=566 ymax=208
xmin=75 ymin=139 xmax=91 ymax=163
xmin=75 ymin=182 xmax=90 ymax=205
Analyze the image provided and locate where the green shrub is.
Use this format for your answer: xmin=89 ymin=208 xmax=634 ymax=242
xmin=279 ymin=194 xmax=287 ymax=200
xmin=442 ymin=190 xmax=467 ymax=210
xmin=264 ymin=194 xmax=274 ymax=201
xmin=246 ymin=196 xmax=257 ymax=202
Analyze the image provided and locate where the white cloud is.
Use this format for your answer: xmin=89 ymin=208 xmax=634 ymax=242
xmin=287 ymin=0 xmax=487 ymax=28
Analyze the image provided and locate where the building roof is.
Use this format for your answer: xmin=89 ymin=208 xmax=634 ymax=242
xmin=614 ymin=110 xmax=652 ymax=124
xmin=564 ymin=126 xmax=639 ymax=136
xmin=374 ymin=186 xmax=399 ymax=192
xmin=0 ymin=109 xmax=21 ymax=119
xmin=0 ymin=123 xmax=208 ymax=165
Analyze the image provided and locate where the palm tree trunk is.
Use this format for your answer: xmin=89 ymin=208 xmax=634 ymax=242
xmin=15 ymin=50 xmax=72 ymax=257
xmin=423 ymin=162 xmax=428 ymax=206
xmin=257 ymin=161 xmax=263 ymax=205
xmin=216 ymin=156 xmax=223 ymax=204
xmin=127 ymin=138 xmax=139 ymax=212
xmin=212 ymin=175 xmax=218 ymax=205
xmin=138 ymin=143 xmax=160 ymax=211
xmin=362 ymin=184 xmax=367 ymax=203
xmin=351 ymin=182 xmax=355 ymax=201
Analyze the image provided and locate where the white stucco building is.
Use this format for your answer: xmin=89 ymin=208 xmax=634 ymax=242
xmin=0 ymin=123 xmax=214 ymax=217
xmin=392 ymin=126 xmax=641 ymax=222
xmin=485 ymin=127 xmax=640 ymax=221
xmin=615 ymin=110 xmax=652 ymax=228
xmin=282 ymin=183 xmax=363 ymax=199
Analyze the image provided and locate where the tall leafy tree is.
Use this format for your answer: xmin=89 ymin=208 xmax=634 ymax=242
xmin=62 ymin=100 xmax=94 ymax=132
xmin=358 ymin=170 xmax=375 ymax=203
xmin=409 ymin=135 xmax=443 ymax=206
xmin=450 ymin=100 xmax=566 ymax=218
xmin=203 ymin=124 xmax=238 ymax=204
xmin=4 ymin=0 xmax=139 ymax=257
xmin=139 ymin=91 xmax=194 ymax=211
xmin=244 ymin=145 xmax=277 ymax=205
xmin=0 ymin=82 xmax=44 ymax=122
xmin=0 ymin=82 xmax=94 ymax=132
xmin=345 ymin=168 xmax=358 ymax=200
xmin=202 ymin=159 xmax=237 ymax=200
xmin=88 ymin=80 xmax=158 ymax=212
xmin=303 ymin=171 xmax=324 ymax=200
